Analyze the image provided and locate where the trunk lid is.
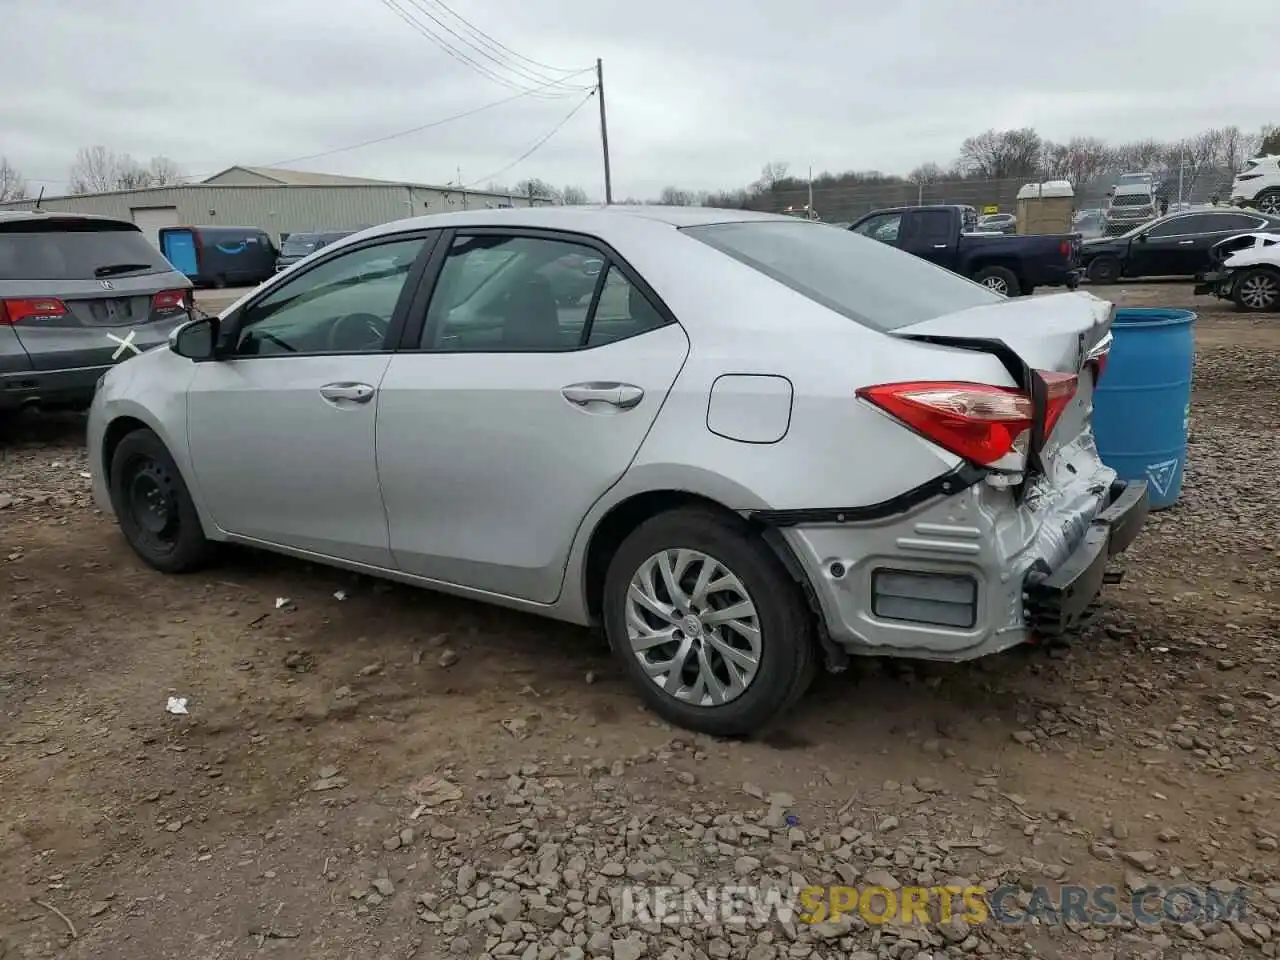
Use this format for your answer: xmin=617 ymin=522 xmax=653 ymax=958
xmin=891 ymin=291 xmax=1114 ymax=480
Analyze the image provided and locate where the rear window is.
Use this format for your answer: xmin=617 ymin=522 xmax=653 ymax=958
xmin=0 ymin=225 xmax=172 ymax=281
xmin=682 ymin=219 xmax=1003 ymax=332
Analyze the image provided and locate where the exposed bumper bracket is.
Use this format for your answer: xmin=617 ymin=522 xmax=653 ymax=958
xmin=1023 ymin=479 xmax=1149 ymax=637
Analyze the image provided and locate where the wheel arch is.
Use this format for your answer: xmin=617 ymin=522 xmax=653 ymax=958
xmin=574 ymin=481 xmax=817 ymax=628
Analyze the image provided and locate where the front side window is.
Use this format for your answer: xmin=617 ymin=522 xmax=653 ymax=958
xmin=232 ymin=237 xmax=426 ymax=356
xmin=1146 ymin=217 xmax=1195 ymax=238
xmin=684 ymin=219 xmax=1004 ymax=333
xmin=851 ymin=213 xmax=902 ymax=243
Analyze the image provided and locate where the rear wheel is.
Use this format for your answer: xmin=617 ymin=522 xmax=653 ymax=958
xmin=1087 ymin=256 xmax=1122 ymax=284
xmin=601 ymin=508 xmax=816 ymax=737
xmin=972 ymin=265 xmax=1021 ymax=297
xmin=1232 ymin=268 xmax=1280 ymax=313
xmin=1255 ymin=190 xmax=1280 ymax=216
xmin=109 ymin=429 xmax=214 ymax=573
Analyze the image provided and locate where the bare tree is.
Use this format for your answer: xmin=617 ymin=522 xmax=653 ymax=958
xmin=657 ymin=186 xmax=696 ymax=206
xmin=0 ymin=157 xmax=27 ymax=202
xmin=148 ymin=155 xmax=185 ymax=186
xmin=68 ymin=146 xmax=155 ymax=193
xmin=958 ymin=128 xmax=1042 ymax=180
xmin=560 ymin=184 xmax=590 ymax=205
xmin=757 ymin=161 xmax=790 ymax=189
xmin=514 ymin=177 xmax=560 ymax=202
xmin=1260 ymin=125 xmax=1280 ymax=157
xmin=907 ymin=162 xmax=943 ymax=184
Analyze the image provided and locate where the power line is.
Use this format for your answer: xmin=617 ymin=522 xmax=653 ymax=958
xmin=264 ymin=69 xmax=596 ymax=168
xmin=11 ymin=70 xmax=597 ymax=188
xmin=378 ymin=0 xmax=586 ymax=99
xmin=399 ymin=0 xmax=585 ymax=93
xmin=419 ymin=0 xmax=582 ymax=77
xmin=465 ymin=89 xmax=596 ymax=189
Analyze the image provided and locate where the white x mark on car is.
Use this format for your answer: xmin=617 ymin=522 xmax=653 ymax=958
xmin=86 ymin=206 xmax=1149 ymax=736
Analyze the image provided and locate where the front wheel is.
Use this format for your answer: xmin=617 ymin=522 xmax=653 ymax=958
xmin=1255 ymin=190 xmax=1280 ymax=216
xmin=108 ymin=429 xmax=215 ymax=573
xmin=972 ymin=266 xmax=1021 ymax=297
xmin=1232 ymin=268 xmax=1280 ymax=313
xmin=1087 ymin=256 xmax=1122 ymax=284
xmin=601 ymin=508 xmax=816 ymax=737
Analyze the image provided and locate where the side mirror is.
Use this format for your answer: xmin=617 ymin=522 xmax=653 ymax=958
xmin=1136 ymin=233 xmax=1148 ymax=243
xmin=169 ymin=316 xmax=219 ymax=361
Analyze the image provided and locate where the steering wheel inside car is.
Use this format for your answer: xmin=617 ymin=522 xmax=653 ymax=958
xmin=326 ymin=312 xmax=389 ymax=352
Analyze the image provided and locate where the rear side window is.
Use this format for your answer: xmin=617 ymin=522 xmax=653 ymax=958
xmin=0 ymin=225 xmax=173 ymax=281
xmin=683 ymin=219 xmax=1003 ymax=333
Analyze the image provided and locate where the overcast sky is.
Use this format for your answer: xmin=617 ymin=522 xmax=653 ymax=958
xmin=5 ymin=0 xmax=1279 ymax=200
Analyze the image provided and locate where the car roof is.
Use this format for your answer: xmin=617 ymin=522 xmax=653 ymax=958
xmin=355 ymin=204 xmax=793 ymax=242
xmin=0 ymin=210 xmax=137 ymax=229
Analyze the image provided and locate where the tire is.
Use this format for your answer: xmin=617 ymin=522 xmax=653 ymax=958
xmin=1087 ymin=256 xmax=1122 ymax=284
xmin=601 ymin=507 xmax=816 ymax=737
xmin=1231 ymin=268 xmax=1280 ymax=313
xmin=108 ymin=428 xmax=214 ymax=573
xmin=1256 ymin=190 xmax=1280 ymax=216
xmin=972 ymin=266 xmax=1021 ymax=297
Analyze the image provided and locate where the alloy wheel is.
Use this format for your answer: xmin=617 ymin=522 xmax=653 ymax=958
xmin=981 ymin=276 xmax=1009 ymax=295
xmin=1239 ymin=274 xmax=1279 ymax=310
xmin=1258 ymin=194 xmax=1280 ymax=215
xmin=625 ymin=549 xmax=762 ymax=706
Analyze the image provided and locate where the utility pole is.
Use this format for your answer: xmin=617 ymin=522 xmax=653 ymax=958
xmin=596 ymin=58 xmax=613 ymax=204
xmin=1177 ymin=144 xmax=1185 ymax=209
xmin=807 ymin=165 xmax=814 ymax=219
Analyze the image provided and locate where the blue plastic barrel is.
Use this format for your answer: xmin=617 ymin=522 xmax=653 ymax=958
xmin=1091 ymin=307 xmax=1195 ymax=510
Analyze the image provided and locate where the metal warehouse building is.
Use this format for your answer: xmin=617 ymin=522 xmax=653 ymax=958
xmin=0 ymin=165 xmax=551 ymax=247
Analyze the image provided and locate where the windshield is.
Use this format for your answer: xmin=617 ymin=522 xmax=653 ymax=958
xmin=0 ymin=225 xmax=172 ymax=281
xmin=1117 ymin=174 xmax=1151 ymax=185
xmin=1111 ymin=194 xmax=1153 ymax=207
xmin=682 ymin=219 xmax=1004 ymax=333
xmin=281 ymin=235 xmax=322 ymax=255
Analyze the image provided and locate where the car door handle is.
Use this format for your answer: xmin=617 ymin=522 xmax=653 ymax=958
xmin=561 ymin=382 xmax=644 ymax=409
xmin=319 ymin=382 xmax=374 ymax=403
xmin=1178 ymin=240 xmax=1194 ymax=245
xmin=933 ymin=243 xmax=948 ymax=249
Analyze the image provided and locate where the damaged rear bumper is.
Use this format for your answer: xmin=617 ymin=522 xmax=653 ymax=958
xmin=1194 ymin=270 xmax=1232 ymax=298
xmin=1023 ymin=479 xmax=1149 ymax=637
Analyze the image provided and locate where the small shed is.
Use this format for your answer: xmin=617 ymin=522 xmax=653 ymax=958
xmin=1016 ymin=180 xmax=1075 ymax=236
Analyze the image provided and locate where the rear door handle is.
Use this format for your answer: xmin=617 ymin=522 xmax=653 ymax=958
xmin=1177 ymin=240 xmax=1194 ymax=245
xmin=319 ymin=382 xmax=374 ymax=403
xmin=561 ymin=382 xmax=644 ymax=409
xmin=933 ymin=244 xmax=948 ymax=249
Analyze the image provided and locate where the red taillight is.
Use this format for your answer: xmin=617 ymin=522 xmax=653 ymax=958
xmin=1040 ymin=371 xmax=1079 ymax=436
xmin=0 ymin=297 xmax=68 ymax=325
xmin=152 ymin=289 xmax=188 ymax=311
xmin=857 ymin=373 xmax=1078 ymax=469
xmin=1060 ymin=240 xmax=1071 ymax=258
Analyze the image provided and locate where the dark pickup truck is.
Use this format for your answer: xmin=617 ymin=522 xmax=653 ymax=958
xmin=845 ymin=204 xmax=1082 ymax=297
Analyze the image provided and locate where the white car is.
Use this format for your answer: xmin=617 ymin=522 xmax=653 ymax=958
xmin=86 ymin=206 xmax=1148 ymax=736
xmin=1196 ymin=231 xmax=1280 ymax=312
xmin=1231 ymin=155 xmax=1280 ymax=215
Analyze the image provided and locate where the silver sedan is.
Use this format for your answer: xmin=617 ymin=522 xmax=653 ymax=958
xmin=87 ymin=206 xmax=1148 ymax=736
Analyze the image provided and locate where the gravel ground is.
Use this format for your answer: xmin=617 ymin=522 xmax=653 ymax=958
xmin=1 ymin=283 xmax=1278 ymax=960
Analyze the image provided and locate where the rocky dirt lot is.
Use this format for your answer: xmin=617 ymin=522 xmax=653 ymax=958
xmin=1 ymin=284 xmax=1277 ymax=960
